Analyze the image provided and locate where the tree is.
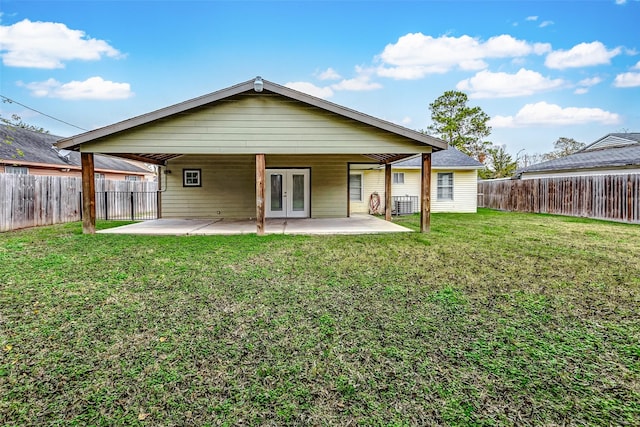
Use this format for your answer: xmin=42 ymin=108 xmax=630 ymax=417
xmin=518 ymin=152 xmax=545 ymax=168
xmin=479 ymin=145 xmax=517 ymax=179
xmin=543 ymin=137 xmax=585 ymax=160
xmin=0 ymin=113 xmax=49 ymax=134
xmin=427 ymin=90 xmax=492 ymax=162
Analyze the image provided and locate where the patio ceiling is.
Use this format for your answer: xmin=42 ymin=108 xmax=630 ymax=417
xmin=106 ymin=152 xmax=415 ymax=166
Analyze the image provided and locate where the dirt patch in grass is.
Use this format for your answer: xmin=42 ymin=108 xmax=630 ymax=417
xmin=1 ymin=212 xmax=639 ymax=426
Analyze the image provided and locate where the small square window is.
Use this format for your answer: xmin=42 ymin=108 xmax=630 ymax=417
xmin=183 ymin=169 xmax=202 ymax=187
xmin=393 ymin=172 xmax=404 ymax=184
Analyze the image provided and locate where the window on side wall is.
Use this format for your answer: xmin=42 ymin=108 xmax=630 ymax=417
xmin=95 ymin=173 xmax=106 ymax=180
xmin=437 ymin=172 xmax=454 ymax=200
xmin=349 ymin=173 xmax=363 ymax=202
xmin=125 ymin=175 xmax=141 ymax=181
xmin=393 ymin=172 xmax=404 ymax=184
xmin=183 ymin=169 xmax=201 ymax=187
xmin=5 ymin=166 xmax=28 ymax=175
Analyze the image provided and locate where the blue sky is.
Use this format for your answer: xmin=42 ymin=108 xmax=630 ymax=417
xmin=1 ymin=0 xmax=639 ymax=158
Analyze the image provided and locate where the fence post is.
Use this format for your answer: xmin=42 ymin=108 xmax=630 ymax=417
xmin=130 ymin=191 xmax=135 ymax=220
xmin=104 ymin=191 xmax=108 ymax=221
xmin=79 ymin=192 xmax=83 ymax=220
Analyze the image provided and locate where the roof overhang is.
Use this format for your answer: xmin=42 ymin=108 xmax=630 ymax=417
xmin=57 ymin=78 xmax=446 ymax=165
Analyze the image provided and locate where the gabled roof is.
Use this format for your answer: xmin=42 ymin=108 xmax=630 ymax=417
xmin=57 ymin=77 xmax=446 ymax=165
xmin=392 ymin=146 xmax=483 ymax=169
xmin=517 ymin=140 xmax=640 ymax=174
xmin=0 ymin=124 xmax=150 ymax=174
xmin=583 ymin=133 xmax=640 ymax=151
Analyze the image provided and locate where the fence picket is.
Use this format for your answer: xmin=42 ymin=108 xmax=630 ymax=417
xmin=0 ymin=174 xmax=158 ymax=232
xmin=478 ymin=174 xmax=640 ymax=224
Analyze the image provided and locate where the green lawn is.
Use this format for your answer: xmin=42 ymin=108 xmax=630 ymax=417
xmin=1 ymin=209 xmax=639 ymax=426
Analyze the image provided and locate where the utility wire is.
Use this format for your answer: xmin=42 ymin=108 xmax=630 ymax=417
xmin=0 ymin=94 xmax=88 ymax=132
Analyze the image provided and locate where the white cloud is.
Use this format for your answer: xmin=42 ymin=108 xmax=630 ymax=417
xmin=457 ymin=68 xmax=564 ymax=98
xmin=376 ymin=33 xmax=551 ymax=79
xmin=330 ymin=66 xmax=382 ymax=91
xmin=526 ymin=16 xmax=538 ymax=21
xmin=545 ymin=41 xmax=621 ymax=69
xmin=574 ymin=76 xmax=603 ymax=94
xmin=615 ymin=0 xmax=626 ymax=4
xmin=316 ymin=67 xmax=341 ymax=81
xmin=614 ymin=72 xmax=640 ymax=87
xmin=285 ymin=81 xmax=334 ymax=99
xmin=19 ymin=77 xmax=133 ymax=100
xmin=401 ymin=117 xmax=412 ymax=125
xmin=578 ymin=77 xmax=603 ymax=87
xmin=632 ymin=61 xmax=640 ymax=70
xmin=490 ymin=102 xmax=620 ymax=128
xmin=0 ymin=19 xmax=122 ymax=68
xmin=539 ymin=21 xmax=554 ymax=28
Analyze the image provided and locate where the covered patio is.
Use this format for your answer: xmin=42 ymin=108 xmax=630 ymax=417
xmin=98 ymin=214 xmax=411 ymax=235
xmin=57 ymin=77 xmax=447 ymax=235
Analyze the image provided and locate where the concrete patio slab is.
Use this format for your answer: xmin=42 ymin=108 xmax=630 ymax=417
xmin=98 ymin=214 xmax=412 ymax=235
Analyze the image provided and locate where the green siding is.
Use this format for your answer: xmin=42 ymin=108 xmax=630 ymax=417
xmin=162 ymin=154 xmax=371 ymax=218
xmin=81 ymin=94 xmax=431 ymax=155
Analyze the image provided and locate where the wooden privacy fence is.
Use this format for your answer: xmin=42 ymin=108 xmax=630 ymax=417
xmin=0 ymin=174 xmax=158 ymax=232
xmin=478 ymin=174 xmax=640 ymax=223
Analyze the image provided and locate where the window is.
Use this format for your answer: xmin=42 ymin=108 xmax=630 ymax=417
xmin=183 ymin=169 xmax=201 ymax=187
xmin=393 ymin=172 xmax=404 ymax=184
xmin=5 ymin=166 xmax=28 ymax=174
xmin=125 ymin=175 xmax=141 ymax=181
xmin=95 ymin=173 xmax=105 ymax=180
xmin=437 ymin=172 xmax=454 ymax=200
xmin=349 ymin=173 xmax=363 ymax=201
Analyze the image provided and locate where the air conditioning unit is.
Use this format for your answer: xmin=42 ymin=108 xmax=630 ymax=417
xmin=395 ymin=200 xmax=412 ymax=215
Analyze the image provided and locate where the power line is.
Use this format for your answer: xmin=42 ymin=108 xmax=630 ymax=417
xmin=0 ymin=95 xmax=88 ymax=132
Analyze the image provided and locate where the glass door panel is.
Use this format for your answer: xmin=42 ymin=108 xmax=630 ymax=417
xmin=291 ymin=174 xmax=305 ymax=212
xmin=270 ymin=174 xmax=283 ymax=211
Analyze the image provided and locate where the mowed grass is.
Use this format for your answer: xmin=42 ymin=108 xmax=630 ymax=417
xmin=1 ymin=209 xmax=639 ymax=426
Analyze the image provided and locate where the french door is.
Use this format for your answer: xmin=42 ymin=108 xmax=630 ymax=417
xmin=265 ymin=169 xmax=310 ymax=218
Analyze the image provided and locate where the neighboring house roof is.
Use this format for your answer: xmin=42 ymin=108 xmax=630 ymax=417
xmin=517 ymin=134 xmax=640 ymax=175
xmin=0 ymin=124 xmax=151 ymax=174
xmin=583 ymin=133 xmax=640 ymax=151
xmin=392 ymin=147 xmax=483 ymax=169
xmin=57 ymin=77 xmax=447 ymax=165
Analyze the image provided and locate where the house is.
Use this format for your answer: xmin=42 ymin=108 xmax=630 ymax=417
xmin=56 ymin=77 xmax=447 ymax=234
xmin=0 ymin=124 xmax=154 ymax=180
xmin=350 ymin=147 xmax=483 ymax=214
xmin=517 ymin=133 xmax=640 ymax=179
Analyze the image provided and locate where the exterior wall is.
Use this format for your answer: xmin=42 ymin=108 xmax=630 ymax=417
xmin=432 ymin=169 xmax=478 ymax=213
xmin=80 ymin=94 xmax=432 ymax=156
xmin=162 ymin=154 xmax=371 ymax=219
xmin=350 ymin=167 xmax=478 ymax=214
xmin=351 ymin=169 xmax=385 ymax=214
xmin=520 ymin=167 xmax=640 ymax=180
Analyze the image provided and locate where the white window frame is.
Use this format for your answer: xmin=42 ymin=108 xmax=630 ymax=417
xmin=393 ymin=172 xmax=404 ymax=184
xmin=349 ymin=172 xmax=363 ymax=202
xmin=95 ymin=173 xmax=105 ymax=180
xmin=437 ymin=172 xmax=454 ymax=201
xmin=125 ymin=175 xmax=141 ymax=182
xmin=183 ymin=169 xmax=202 ymax=187
xmin=5 ymin=166 xmax=28 ymax=175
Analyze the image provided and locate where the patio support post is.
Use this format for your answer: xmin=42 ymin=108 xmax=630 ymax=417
xmin=420 ymin=152 xmax=432 ymax=233
xmin=81 ymin=152 xmax=96 ymax=234
xmin=256 ymin=153 xmax=266 ymax=236
xmin=385 ymin=163 xmax=392 ymax=221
